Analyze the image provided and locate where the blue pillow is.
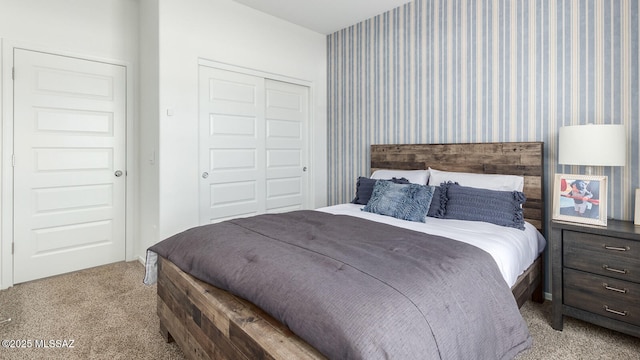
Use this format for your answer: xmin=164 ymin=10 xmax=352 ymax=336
xmin=362 ymin=180 xmax=435 ymax=222
xmin=352 ymin=177 xmax=410 ymax=205
xmin=436 ymin=182 xmax=526 ymax=230
xmin=426 ymin=185 xmax=443 ymax=217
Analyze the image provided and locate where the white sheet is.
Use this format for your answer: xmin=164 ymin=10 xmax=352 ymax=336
xmin=316 ymin=204 xmax=546 ymax=288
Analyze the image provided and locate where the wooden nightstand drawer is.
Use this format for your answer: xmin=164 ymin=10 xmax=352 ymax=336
xmin=563 ymin=231 xmax=640 ymax=283
xmin=552 ymin=220 xmax=640 ymax=337
xmin=563 ymin=268 xmax=640 ymax=326
xmin=564 ymin=230 xmax=638 ymax=261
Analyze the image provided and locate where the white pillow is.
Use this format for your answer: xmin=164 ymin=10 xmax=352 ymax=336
xmin=427 ymin=168 xmax=524 ymax=192
xmin=370 ymin=169 xmax=429 ymax=185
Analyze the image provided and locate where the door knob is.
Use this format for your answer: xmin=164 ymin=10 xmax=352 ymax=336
xmin=202 ymin=172 xmax=209 ymax=179
xmin=114 ymin=170 xmax=123 ymax=177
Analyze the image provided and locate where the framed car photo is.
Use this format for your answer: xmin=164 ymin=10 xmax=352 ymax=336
xmin=552 ymin=174 xmax=607 ymax=226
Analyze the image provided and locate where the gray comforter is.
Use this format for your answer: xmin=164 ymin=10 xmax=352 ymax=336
xmin=148 ymin=210 xmax=531 ymax=360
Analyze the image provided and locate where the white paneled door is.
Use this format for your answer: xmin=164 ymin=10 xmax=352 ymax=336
xmin=265 ymin=79 xmax=308 ymax=213
xmin=13 ymin=49 xmax=126 ymax=283
xmin=199 ymin=66 xmax=309 ymax=224
xmin=199 ymin=67 xmax=266 ymax=224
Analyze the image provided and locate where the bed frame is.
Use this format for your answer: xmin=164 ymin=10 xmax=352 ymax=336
xmin=156 ymin=142 xmax=545 ymax=359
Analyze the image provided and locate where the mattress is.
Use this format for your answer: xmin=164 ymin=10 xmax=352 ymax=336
xmin=317 ymin=203 xmax=545 ymax=287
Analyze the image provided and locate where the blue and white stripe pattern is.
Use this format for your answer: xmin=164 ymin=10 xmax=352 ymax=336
xmin=327 ymin=0 xmax=639 ymax=222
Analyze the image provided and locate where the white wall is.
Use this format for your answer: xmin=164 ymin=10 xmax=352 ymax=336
xmin=0 ymin=0 xmax=138 ymax=60
xmin=0 ymin=0 xmax=139 ymax=288
xmin=146 ymin=0 xmax=327 ymax=245
xmin=137 ymin=0 xmax=160 ymax=260
xmin=0 ymin=0 xmax=328 ymax=277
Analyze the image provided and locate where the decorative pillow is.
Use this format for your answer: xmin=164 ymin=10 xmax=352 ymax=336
xmin=426 ymin=185 xmax=443 ymax=217
xmin=436 ymin=182 xmax=526 ymax=230
xmin=362 ymin=180 xmax=435 ymax=222
xmin=370 ymin=169 xmax=429 ymax=185
xmin=352 ymin=177 xmax=410 ymax=205
xmin=428 ymin=168 xmax=524 ymax=192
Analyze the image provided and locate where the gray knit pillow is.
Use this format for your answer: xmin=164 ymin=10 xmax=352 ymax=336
xmin=436 ymin=182 xmax=526 ymax=230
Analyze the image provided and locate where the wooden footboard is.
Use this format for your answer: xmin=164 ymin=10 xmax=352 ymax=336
xmin=158 ymin=254 xmax=543 ymax=360
xmin=157 ymin=256 xmax=326 ymax=360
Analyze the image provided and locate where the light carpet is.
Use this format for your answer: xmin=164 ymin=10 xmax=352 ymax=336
xmin=0 ymin=261 xmax=638 ymax=359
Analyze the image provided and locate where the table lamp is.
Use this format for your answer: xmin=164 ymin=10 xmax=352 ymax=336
xmin=558 ymin=124 xmax=626 ymax=174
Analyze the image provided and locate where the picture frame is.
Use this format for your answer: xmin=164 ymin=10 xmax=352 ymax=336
xmin=635 ymin=189 xmax=640 ymax=226
xmin=552 ymin=174 xmax=607 ymax=226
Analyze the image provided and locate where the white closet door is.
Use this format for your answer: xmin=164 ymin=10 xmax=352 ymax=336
xmin=265 ymin=80 xmax=308 ymax=213
xmin=13 ymin=49 xmax=127 ymax=283
xmin=199 ymin=67 xmax=266 ymax=224
xmin=198 ymin=66 xmax=310 ymax=224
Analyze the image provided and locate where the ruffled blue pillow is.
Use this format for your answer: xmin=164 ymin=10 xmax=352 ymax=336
xmin=362 ymin=180 xmax=435 ymax=222
xmin=436 ymin=182 xmax=526 ymax=230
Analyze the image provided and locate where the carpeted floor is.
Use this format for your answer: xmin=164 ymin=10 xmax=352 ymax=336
xmin=0 ymin=261 xmax=638 ymax=359
xmin=516 ymin=297 xmax=640 ymax=359
xmin=0 ymin=261 xmax=183 ymax=360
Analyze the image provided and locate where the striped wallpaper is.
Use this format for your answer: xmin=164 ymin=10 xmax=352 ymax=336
xmin=327 ymin=0 xmax=640 ymax=223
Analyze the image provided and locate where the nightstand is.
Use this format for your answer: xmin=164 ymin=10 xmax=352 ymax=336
xmin=551 ymin=220 xmax=640 ymax=337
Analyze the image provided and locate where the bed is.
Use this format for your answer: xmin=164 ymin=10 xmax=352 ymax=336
xmin=146 ymin=142 xmax=545 ymax=360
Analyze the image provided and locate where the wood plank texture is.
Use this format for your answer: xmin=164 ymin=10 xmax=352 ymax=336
xmin=512 ymin=256 xmax=544 ymax=308
xmin=157 ymin=256 xmax=325 ymax=360
xmin=371 ymin=142 xmax=545 ymax=233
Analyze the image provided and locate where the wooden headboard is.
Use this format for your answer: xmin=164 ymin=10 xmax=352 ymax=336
xmin=370 ymin=142 xmax=545 ymax=234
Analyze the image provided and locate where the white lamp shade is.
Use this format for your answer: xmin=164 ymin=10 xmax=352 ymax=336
xmin=558 ymin=124 xmax=626 ymax=166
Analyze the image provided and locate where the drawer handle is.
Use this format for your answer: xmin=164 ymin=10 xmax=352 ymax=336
xmin=604 ymin=305 xmax=628 ymax=317
xmin=602 ymin=265 xmax=628 ymax=274
xmin=602 ymin=283 xmax=628 ymax=293
xmin=603 ymin=245 xmax=630 ymax=252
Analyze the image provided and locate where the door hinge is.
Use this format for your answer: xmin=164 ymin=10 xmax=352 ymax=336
xmin=12 ymin=67 xmax=15 ymax=80
xmin=12 ymin=243 xmax=14 ymax=255
xmin=12 ymin=154 xmax=15 ymax=167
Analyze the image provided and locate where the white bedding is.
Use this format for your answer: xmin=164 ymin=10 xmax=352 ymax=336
xmin=316 ymin=203 xmax=545 ymax=288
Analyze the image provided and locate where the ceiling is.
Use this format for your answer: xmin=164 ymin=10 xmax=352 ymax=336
xmin=232 ymin=0 xmax=414 ymax=35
